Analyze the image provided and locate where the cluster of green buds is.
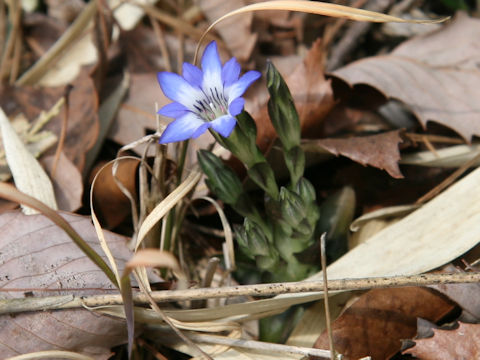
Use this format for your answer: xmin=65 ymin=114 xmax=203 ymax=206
xmin=198 ymin=63 xmax=321 ymax=282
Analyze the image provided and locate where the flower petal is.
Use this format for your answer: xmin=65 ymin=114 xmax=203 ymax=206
xmin=210 ymin=114 xmax=237 ymax=137
xmin=158 ymin=102 xmax=190 ymax=118
xmin=159 ymin=113 xmax=205 ymax=144
xmin=157 ymin=72 xmax=204 ymax=111
xmin=222 ymin=57 xmax=240 ymax=87
xmin=227 ymin=70 xmax=261 ymax=102
xmin=183 ymin=63 xmax=203 ymax=88
xmin=228 ymin=97 xmax=244 ymax=116
xmin=191 ymin=122 xmax=211 ymax=138
xmin=201 ymin=41 xmax=223 ymax=91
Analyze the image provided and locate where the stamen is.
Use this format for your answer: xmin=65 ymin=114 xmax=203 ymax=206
xmin=195 ymin=86 xmax=229 ymax=122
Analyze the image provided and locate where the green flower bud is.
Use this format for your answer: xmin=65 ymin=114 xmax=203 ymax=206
xmin=247 ymin=162 xmax=279 ymax=200
xmin=256 ymin=251 xmax=279 ymax=271
xmin=198 ymin=150 xmax=243 ymax=205
xmin=266 ymin=61 xmax=301 ymax=151
xmin=297 ymin=177 xmax=317 ymax=204
xmin=235 ymin=224 xmax=255 ymax=260
xmin=236 ymin=218 xmax=271 ymax=260
xmin=296 ymin=178 xmax=320 ymax=226
xmin=279 ymin=187 xmax=306 ymax=228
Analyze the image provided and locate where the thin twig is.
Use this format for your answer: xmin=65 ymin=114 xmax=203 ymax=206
xmin=327 ymin=0 xmax=395 ymax=71
xmin=2 ymin=272 xmax=480 ymax=315
xmin=320 ymin=233 xmax=337 ymax=360
xmin=404 ymin=133 xmax=464 ymax=145
xmin=9 ymin=17 xmax=22 ymax=83
xmin=416 ymin=151 xmax=480 ymax=204
xmin=150 ymin=15 xmax=172 ymax=72
xmin=191 ymin=257 xmax=220 ymax=309
xmin=51 ymin=85 xmax=72 ymax=177
xmin=323 ymin=0 xmax=368 ymax=48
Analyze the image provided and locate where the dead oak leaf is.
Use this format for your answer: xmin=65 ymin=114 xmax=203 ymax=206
xmin=404 ymin=322 xmax=480 ymax=360
xmin=310 ymin=129 xmax=404 ymax=178
xmin=331 ymin=13 xmax=480 ymax=141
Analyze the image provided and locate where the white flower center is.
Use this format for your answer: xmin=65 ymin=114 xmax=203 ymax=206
xmin=193 ymin=86 xmax=228 ymax=122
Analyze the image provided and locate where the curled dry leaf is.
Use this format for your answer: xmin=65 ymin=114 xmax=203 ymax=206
xmin=314 ymin=287 xmax=456 ymax=360
xmin=90 ymin=159 xmax=138 ymax=229
xmin=404 ymin=322 xmax=480 ymax=360
xmin=0 ymin=211 xmax=133 ymax=358
xmin=331 ymin=13 xmax=480 ymax=141
xmin=306 ymin=129 xmax=404 ymax=178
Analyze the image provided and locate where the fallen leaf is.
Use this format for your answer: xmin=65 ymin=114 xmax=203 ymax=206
xmin=429 ymin=264 xmax=480 ymax=322
xmin=0 ymin=107 xmax=57 ymax=214
xmin=109 ymin=73 xmax=165 ymax=152
xmin=0 ymin=211 xmax=132 ymax=358
xmin=253 ymin=38 xmax=335 ymax=151
xmin=90 ymin=159 xmax=139 ymax=229
xmin=0 ymin=113 xmax=57 ymax=182
xmin=0 ymin=66 xmax=99 ymax=172
xmin=404 ymin=322 xmax=480 ymax=360
xmin=331 ymin=13 xmax=480 ymax=141
xmin=198 ymin=0 xmax=257 ymax=62
xmin=42 ymin=152 xmax=83 ymax=212
xmin=314 ymin=287 xmax=456 ymax=359
xmin=306 ymin=129 xmax=404 ymax=178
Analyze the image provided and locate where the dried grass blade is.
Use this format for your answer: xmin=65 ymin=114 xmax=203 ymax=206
xmin=196 ymin=0 xmax=448 ymax=61
xmin=5 ymin=350 xmax=95 ymax=360
xmin=16 ymin=1 xmax=97 ymax=86
xmin=135 ymin=170 xmax=202 ymax=250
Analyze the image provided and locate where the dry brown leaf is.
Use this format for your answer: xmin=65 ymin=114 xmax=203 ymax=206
xmin=314 ymin=287 xmax=456 ymax=360
xmin=429 ymin=264 xmax=480 ymax=322
xmin=0 ymin=211 xmax=132 ymax=358
xmin=404 ymin=322 xmax=480 ymax=360
xmin=253 ymin=38 xmax=335 ymax=150
xmin=309 ymin=130 xmax=404 ymax=178
xmin=42 ymin=152 xmax=83 ymax=212
xmin=90 ymin=159 xmax=138 ymax=229
xmin=109 ymin=73 xmax=166 ymax=152
xmin=331 ymin=13 xmax=480 ymax=141
xmin=0 ymin=67 xmax=99 ymax=172
xmin=199 ymin=0 xmax=257 ymax=62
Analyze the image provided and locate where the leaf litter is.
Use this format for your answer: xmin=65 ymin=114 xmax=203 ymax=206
xmin=1 ymin=1 xmax=480 ymax=359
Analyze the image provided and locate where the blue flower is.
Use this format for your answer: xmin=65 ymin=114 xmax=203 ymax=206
xmin=157 ymin=41 xmax=261 ymax=144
